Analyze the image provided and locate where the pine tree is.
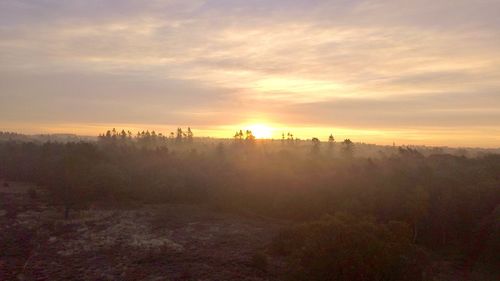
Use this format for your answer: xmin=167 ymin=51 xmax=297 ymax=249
xmin=187 ymin=127 xmax=193 ymax=143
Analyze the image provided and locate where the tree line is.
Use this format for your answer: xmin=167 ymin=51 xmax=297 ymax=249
xmin=98 ymin=127 xmax=194 ymax=147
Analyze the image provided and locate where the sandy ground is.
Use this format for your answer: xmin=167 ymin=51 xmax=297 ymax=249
xmin=0 ymin=182 xmax=287 ymax=281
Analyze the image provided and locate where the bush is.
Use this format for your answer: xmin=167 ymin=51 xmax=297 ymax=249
xmin=271 ymin=214 xmax=431 ymax=281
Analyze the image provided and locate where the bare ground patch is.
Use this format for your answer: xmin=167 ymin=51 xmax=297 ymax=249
xmin=1 ymin=182 xmax=287 ymax=281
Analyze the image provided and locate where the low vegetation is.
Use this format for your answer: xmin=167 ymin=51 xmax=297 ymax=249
xmin=271 ymin=214 xmax=430 ymax=281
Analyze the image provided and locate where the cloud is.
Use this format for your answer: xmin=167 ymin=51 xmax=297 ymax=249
xmin=1 ymin=0 xmax=499 ymax=146
xmin=273 ymin=91 xmax=500 ymax=127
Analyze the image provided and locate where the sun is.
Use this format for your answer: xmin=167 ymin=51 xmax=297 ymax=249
xmin=245 ymin=124 xmax=273 ymax=139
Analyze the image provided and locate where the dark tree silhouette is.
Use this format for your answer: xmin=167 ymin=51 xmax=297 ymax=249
xmin=176 ymin=128 xmax=183 ymax=143
xmin=328 ymin=134 xmax=335 ymax=155
xmin=342 ymin=138 xmax=354 ymax=158
xmin=245 ymin=130 xmax=255 ymax=142
xmin=311 ymin=137 xmax=320 ymax=154
xmin=187 ymin=127 xmax=194 ymax=143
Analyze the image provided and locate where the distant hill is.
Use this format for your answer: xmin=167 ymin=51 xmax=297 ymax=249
xmin=0 ymin=131 xmax=96 ymax=143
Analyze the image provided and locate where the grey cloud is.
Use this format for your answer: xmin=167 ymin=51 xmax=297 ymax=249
xmin=0 ymin=70 xmax=239 ymax=125
xmin=273 ymin=91 xmax=500 ymax=128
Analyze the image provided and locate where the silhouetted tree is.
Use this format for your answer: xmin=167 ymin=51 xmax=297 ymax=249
xmin=176 ymin=128 xmax=183 ymax=143
xmin=187 ymin=127 xmax=193 ymax=143
xmin=246 ymin=130 xmax=256 ymax=142
xmin=234 ymin=130 xmax=244 ymax=143
xmin=342 ymin=138 xmax=354 ymax=158
xmin=311 ymin=137 xmax=320 ymax=154
xmin=328 ymin=134 xmax=335 ymax=155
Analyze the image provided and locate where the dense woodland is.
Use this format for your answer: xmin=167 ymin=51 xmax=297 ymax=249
xmin=1 ymin=129 xmax=499 ymax=280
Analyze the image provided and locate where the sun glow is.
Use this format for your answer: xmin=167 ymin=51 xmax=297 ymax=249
xmin=245 ymin=124 xmax=273 ymax=139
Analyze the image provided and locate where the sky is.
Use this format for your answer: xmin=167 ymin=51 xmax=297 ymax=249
xmin=1 ymin=0 xmax=499 ymax=147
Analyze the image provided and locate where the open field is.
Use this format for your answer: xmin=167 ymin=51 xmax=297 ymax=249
xmin=1 ymin=182 xmax=288 ymax=281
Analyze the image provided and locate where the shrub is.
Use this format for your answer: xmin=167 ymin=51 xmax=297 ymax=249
xmin=271 ymin=214 xmax=431 ymax=281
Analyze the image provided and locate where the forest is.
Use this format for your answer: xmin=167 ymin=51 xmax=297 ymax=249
xmin=1 ymin=129 xmax=499 ymax=280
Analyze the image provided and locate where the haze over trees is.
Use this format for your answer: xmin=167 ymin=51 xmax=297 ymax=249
xmin=0 ymin=129 xmax=499 ymax=280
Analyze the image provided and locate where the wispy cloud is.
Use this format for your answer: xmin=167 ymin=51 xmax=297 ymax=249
xmin=1 ymin=0 xmax=499 ymax=146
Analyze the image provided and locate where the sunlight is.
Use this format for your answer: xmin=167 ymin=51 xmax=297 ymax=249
xmin=245 ymin=124 xmax=273 ymax=139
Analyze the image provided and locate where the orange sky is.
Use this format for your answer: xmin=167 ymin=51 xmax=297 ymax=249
xmin=1 ymin=121 xmax=499 ymax=148
xmin=1 ymin=0 xmax=499 ymax=148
